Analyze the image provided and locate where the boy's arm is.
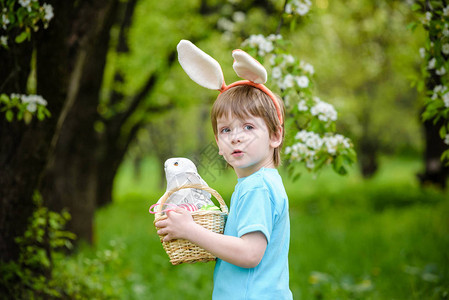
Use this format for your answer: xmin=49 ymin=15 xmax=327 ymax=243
xmin=155 ymin=208 xmax=267 ymax=269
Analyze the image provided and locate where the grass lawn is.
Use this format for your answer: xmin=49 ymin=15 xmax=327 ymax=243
xmin=87 ymin=156 xmax=449 ymax=299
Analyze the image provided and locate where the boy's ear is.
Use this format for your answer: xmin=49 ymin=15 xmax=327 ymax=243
xmin=270 ymin=126 xmax=283 ymax=148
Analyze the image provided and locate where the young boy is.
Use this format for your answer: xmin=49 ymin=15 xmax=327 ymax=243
xmin=155 ymin=84 xmax=292 ymax=300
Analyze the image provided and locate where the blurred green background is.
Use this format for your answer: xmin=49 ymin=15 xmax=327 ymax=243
xmin=21 ymin=0 xmax=448 ymax=299
xmin=89 ymin=156 xmax=448 ymax=299
xmin=91 ymin=0 xmax=448 ymax=299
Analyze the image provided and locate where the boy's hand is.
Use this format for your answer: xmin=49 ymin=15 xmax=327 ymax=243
xmin=155 ymin=207 xmax=196 ymax=242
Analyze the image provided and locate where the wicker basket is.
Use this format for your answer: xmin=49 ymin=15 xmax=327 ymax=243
xmin=153 ymin=184 xmax=228 ymax=265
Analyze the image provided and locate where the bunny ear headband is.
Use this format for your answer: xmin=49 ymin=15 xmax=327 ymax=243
xmin=177 ymin=40 xmax=283 ymax=125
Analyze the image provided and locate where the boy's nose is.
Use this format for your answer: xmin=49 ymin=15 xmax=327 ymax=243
xmin=231 ymin=129 xmax=243 ymax=144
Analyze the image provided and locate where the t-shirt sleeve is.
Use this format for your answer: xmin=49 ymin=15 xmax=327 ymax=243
xmin=234 ymin=187 xmax=273 ymax=243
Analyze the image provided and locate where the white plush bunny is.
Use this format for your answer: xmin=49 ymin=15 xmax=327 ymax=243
xmin=157 ymin=157 xmax=214 ymax=210
xmin=177 ymin=40 xmax=283 ymax=124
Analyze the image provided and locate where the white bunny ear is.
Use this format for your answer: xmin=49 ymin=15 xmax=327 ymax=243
xmin=177 ymin=40 xmax=225 ymax=90
xmin=232 ymin=50 xmax=267 ymax=84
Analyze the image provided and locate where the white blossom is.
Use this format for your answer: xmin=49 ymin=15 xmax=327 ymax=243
xmin=436 ymin=66 xmax=446 ymax=76
xmin=296 ymin=3 xmax=310 ymax=16
xmin=322 ymin=134 xmax=351 ymax=155
xmin=434 ymin=85 xmax=448 ymax=94
xmin=294 ymin=131 xmax=323 ymax=150
xmin=434 ymin=85 xmax=444 ymax=93
xmin=232 ymin=11 xmax=245 ymax=23
xmin=306 ymin=159 xmax=315 ymax=169
xmin=22 ymin=95 xmax=48 ymax=112
xmin=217 ymin=18 xmax=234 ymax=32
xmin=428 ymin=57 xmax=436 ymax=69
xmin=2 ymin=14 xmax=9 ymax=30
xmin=282 ymin=74 xmax=295 ymax=89
xmin=310 ymin=100 xmax=337 ymax=122
xmin=19 ymin=0 xmax=31 ymax=7
xmin=269 ymin=55 xmax=277 ymax=66
xmin=419 ymin=48 xmax=426 ymax=58
xmin=284 ymin=54 xmax=295 ymax=64
xmin=323 ymin=137 xmax=338 ymax=154
xmin=298 ymin=100 xmax=308 ymax=111
xmin=444 ymin=25 xmax=449 ymax=37
xmin=285 ymin=0 xmax=311 ymax=16
xmin=43 ymin=3 xmax=54 ymax=21
xmin=443 ymin=92 xmax=449 ymax=108
xmin=242 ymin=34 xmax=275 ymax=56
xmin=295 ymin=75 xmax=309 ymax=88
xmin=443 ymin=44 xmax=449 ymax=55
xmin=0 ymin=35 xmax=7 ymax=47
xmin=11 ymin=93 xmax=48 ymax=113
xmin=287 ymin=131 xmax=351 ymax=167
xmin=425 ymin=12 xmax=432 ymax=23
xmin=305 ymin=134 xmax=323 ymax=149
xmin=433 ymin=85 xmax=448 ymax=100
xmin=267 ymin=34 xmax=282 ymax=41
xmin=295 ymin=130 xmax=308 ymax=140
xmin=443 ymin=5 xmax=449 ymax=17
xmin=300 ymin=61 xmax=315 ymax=74
xmin=272 ymin=67 xmax=282 ymax=79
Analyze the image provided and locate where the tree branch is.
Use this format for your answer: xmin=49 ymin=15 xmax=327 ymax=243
xmin=276 ymin=0 xmax=289 ymax=35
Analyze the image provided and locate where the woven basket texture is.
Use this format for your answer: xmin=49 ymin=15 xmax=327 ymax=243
xmin=154 ymin=184 xmax=228 ymax=265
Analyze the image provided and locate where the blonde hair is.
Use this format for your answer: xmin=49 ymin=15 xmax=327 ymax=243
xmin=211 ymin=85 xmax=285 ymax=167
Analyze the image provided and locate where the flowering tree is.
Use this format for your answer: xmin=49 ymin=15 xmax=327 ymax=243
xmin=0 ymin=0 xmax=53 ymax=123
xmin=0 ymin=0 xmax=116 ymax=265
xmin=411 ymin=1 xmax=449 ymax=187
xmin=217 ymin=0 xmax=356 ymax=178
xmin=413 ymin=1 xmax=449 ymax=161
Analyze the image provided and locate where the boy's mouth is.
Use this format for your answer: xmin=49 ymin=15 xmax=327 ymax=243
xmin=231 ymin=149 xmax=243 ymax=156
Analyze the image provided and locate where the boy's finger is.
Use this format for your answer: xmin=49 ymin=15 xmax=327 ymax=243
xmin=163 ymin=234 xmax=173 ymax=242
xmin=175 ymin=207 xmax=188 ymax=213
xmin=155 ymin=220 xmax=167 ymax=228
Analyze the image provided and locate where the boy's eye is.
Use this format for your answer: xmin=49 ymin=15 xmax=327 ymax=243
xmin=244 ymin=125 xmax=254 ymax=130
xmin=220 ymin=127 xmax=231 ymax=133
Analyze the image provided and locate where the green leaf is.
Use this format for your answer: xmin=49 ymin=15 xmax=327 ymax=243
xmin=0 ymin=94 xmax=10 ymax=104
xmin=292 ymin=172 xmax=301 ymax=182
xmin=15 ymin=31 xmax=29 ymax=43
xmin=37 ymin=108 xmax=45 ymax=121
xmin=5 ymin=110 xmax=14 ymax=122
xmin=17 ymin=110 xmax=24 ymax=120
xmin=24 ymin=111 xmax=32 ymax=124
xmin=314 ymin=155 xmax=328 ymax=171
xmin=411 ymin=3 xmax=422 ymax=12
xmin=407 ymin=22 xmax=418 ymax=31
xmin=440 ymin=125 xmax=447 ymax=139
xmin=441 ymin=150 xmax=449 ymax=164
xmin=290 ymin=17 xmax=297 ymax=32
xmin=417 ymin=80 xmax=425 ymax=92
xmin=334 ymin=155 xmax=344 ymax=171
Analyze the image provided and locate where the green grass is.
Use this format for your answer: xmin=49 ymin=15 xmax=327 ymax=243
xmin=86 ymin=156 xmax=449 ymax=299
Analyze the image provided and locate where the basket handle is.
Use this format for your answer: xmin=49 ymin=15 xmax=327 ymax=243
xmin=155 ymin=184 xmax=228 ymax=217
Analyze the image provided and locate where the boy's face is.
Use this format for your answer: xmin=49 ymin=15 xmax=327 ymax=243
xmin=215 ymin=113 xmax=281 ymax=178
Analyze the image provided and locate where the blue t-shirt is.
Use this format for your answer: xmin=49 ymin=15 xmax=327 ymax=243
xmin=212 ymin=168 xmax=292 ymax=300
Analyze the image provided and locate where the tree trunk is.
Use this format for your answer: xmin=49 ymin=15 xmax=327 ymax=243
xmin=357 ymin=103 xmax=379 ymax=178
xmin=358 ymin=136 xmax=379 ymax=178
xmin=0 ymin=0 xmax=75 ymax=263
xmin=417 ymin=118 xmax=449 ymax=189
xmin=417 ymin=2 xmax=449 ymax=189
xmin=40 ymin=0 xmax=119 ymax=244
xmin=0 ymin=44 xmax=34 ymax=262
